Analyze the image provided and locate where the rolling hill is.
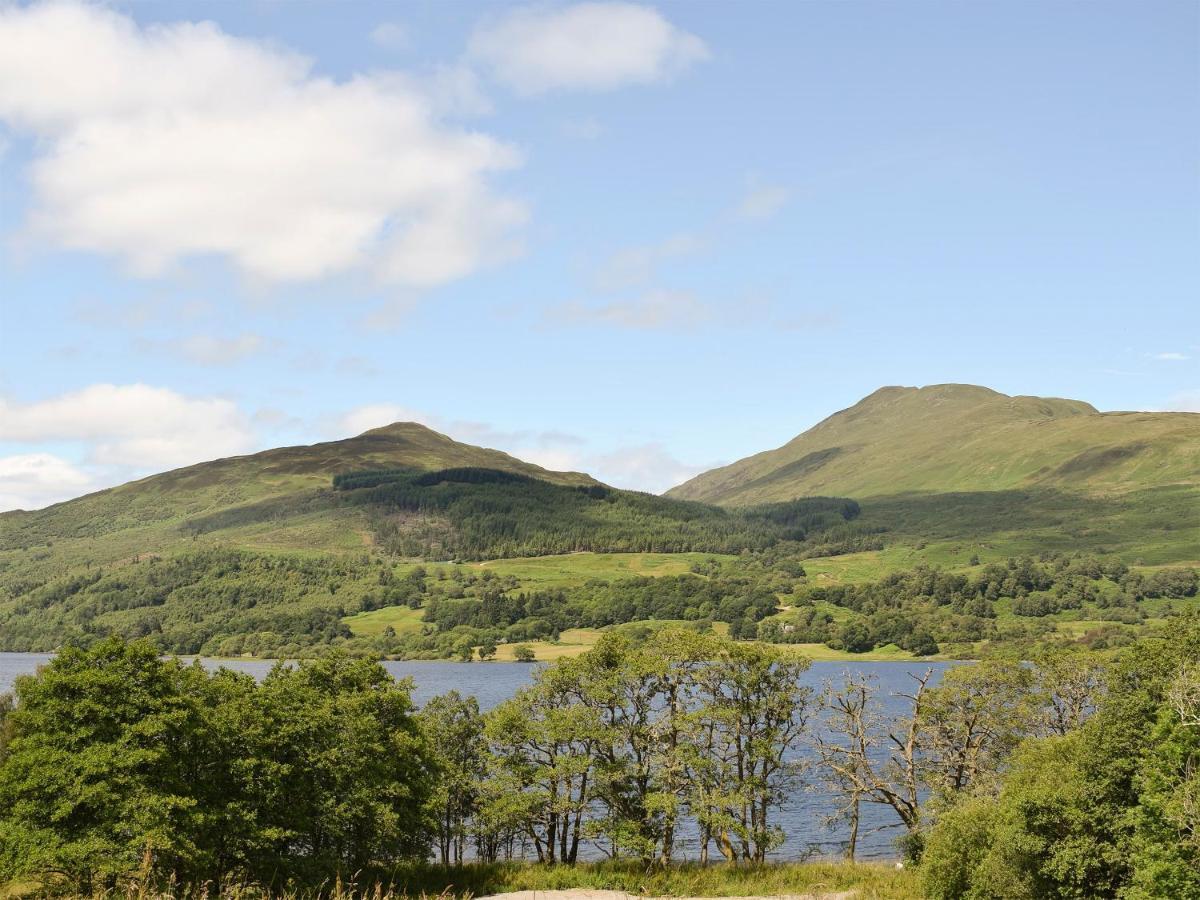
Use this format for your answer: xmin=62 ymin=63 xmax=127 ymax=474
xmin=0 ymin=422 xmax=593 ymax=567
xmin=668 ymin=384 xmax=1200 ymax=565
xmin=667 ymin=384 xmax=1200 ymax=505
xmin=0 ymin=421 xmax=862 ymax=655
xmin=0 ymin=420 xmax=854 ymax=591
xmin=0 ymin=386 xmax=1196 ymax=657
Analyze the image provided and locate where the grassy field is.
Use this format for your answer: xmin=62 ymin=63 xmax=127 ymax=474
xmin=483 ymin=627 xmax=920 ymax=664
xmin=0 ymin=861 xmax=920 ymax=899
xmin=391 ymin=860 xmax=920 ymax=899
xmin=342 ymin=604 xmax=428 ymax=638
xmin=339 ymin=546 xmax=1199 ymax=663
xmin=475 ymin=551 xmax=734 ymax=588
xmin=669 ymin=384 xmax=1200 ymax=505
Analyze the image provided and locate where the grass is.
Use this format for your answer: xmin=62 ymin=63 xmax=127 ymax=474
xmin=390 ymin=860 xmax=920 ymax=899
xmin=342 ymin=605 xmax=427 ymax=638
xmin=777 ymin=642 xmax=917 ymax=662
xmin=474 ymin=552 xmax=733 ymax=589
xmin=0 ymin=861 xmax=921 ymax=899
xmin=479 ymin=624 xmax=921 ymax=665
xmin=668 ymin=384 xmax=1200 ymax=505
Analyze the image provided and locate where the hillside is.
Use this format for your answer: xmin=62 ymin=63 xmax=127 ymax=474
xmin=0 ymin=390 xmax=1196 ymax=658
xmin=668 ymin=384 xmax=1200 ymax=504
xmin=0 ymin=421 xmax=858 ymax=593
xmin=667 ymin=384 xmax=1200 ymax=565
xmin=0 ymin=422 xmax=590 ymax=580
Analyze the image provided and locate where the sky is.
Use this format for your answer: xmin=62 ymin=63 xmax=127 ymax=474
xmin=0 ymin=0 xmax=1197 ymax=510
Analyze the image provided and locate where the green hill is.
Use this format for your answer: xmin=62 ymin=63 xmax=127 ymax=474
xmin=0 ymin=422 xmax=590 ymax=581
xmin=0 ymin=421 xmax=855 ymax=591
xmin=0 ymin=422 xmax=865 ymax=655
xmin=668 ymin=384 xmax=1200 ymax=563
xmin=0 ymin=388 xmax=1196 ymax=658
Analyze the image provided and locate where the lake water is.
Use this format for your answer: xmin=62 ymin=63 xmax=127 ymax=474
xmin=0 ymin=652 xmax=958 ymax=862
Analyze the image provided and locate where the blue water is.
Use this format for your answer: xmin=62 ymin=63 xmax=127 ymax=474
xmin=0 ymin=652 xmax=957 ymax=861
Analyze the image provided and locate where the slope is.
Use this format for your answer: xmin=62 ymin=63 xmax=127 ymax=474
xmin=667 ymin=384 xmax=1200 ymax=505
xmin=0 ymin=422 xmax=595 ymax=583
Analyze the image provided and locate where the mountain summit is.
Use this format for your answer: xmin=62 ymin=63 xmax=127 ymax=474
xmin=666 ymin=384 xmax=1200 ymax=505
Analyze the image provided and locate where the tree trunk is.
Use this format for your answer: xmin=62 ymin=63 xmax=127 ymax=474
xmin=846 ymin=796 xmax=859 ymax=862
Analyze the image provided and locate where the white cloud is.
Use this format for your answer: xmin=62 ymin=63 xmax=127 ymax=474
xmin=0 ymin=1 xmax=524 ymax=286
xmin=469 ymin=2 xmax=708 ymax=95
xmin=736 ymin=183 xmax=789 ymax=220
xmin=581 ymin=443 xmax=709 ymax=494
xmin=370 ymin=22 xmax=409 ymax=51
xmin=0 ymin=453 xmax=95 ymax=510
xmin=1151 ymin=352 xmax=1191 ymax=361
xmin=594 ymin=233 xmax=703 ymax=291
xmin=546 ymin=290 xmax=712 ymax=330
xmin=0 ymin=383 xmax=255 ymax=469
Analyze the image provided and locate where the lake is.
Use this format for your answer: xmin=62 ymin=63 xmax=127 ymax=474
xmin=0 ymin=652 xmax=958 ymax=862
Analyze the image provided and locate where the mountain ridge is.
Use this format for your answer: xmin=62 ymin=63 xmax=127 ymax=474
xmin=667 ymin=383 xmax=1200 ymax=505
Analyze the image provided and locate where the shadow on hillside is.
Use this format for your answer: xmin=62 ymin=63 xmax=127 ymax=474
xmin=859 ymin=485 xmax=1199 ymax=559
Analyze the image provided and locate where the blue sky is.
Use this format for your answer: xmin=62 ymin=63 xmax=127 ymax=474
xmin=0 ymin=0 xmax=1197 ymax=509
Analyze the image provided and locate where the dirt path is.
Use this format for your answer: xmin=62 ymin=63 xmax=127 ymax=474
xmin=477 ymin=891 xmax=858 ymax=900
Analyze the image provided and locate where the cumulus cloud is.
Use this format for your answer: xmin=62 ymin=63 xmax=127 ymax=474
xmin=0 ymin=1 xmax=524 ymax=286
xmin=579 ymin=443 xmax=709 ymax=494
xmin=0 ymin=453 xmax=96 ymax=510
xmin=0 ymin=383 xmax=255 ymax=469
xmin=469 ymin=2 xmax=708 ymax=95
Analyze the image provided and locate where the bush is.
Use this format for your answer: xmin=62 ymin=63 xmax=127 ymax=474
xmin=512 ymin=644 xmax=536 ymax=662
xmin=0 ymin=639 xmax=434 ymax=892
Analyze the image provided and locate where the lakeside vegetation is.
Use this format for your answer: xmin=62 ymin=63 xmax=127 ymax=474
xmin=0 ymin=622 xmax=1196 ymax=897
xmin=0 ymin=537 xmax=1193 ymax=662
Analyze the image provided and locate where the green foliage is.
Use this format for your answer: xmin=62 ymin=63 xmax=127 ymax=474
xmin=0 ymin=549 xmax=364 ymax=655
xmin=380 ymin=859 xmax=923 ymax=899
xmin=0 ymin=640 xmax=434 ymax=893
xmin=763 ymin=553 xmax=1191 ymax=656
xmin=418 ymin=692 xmax=486 ymax=865
xmin=337 ymin=468 xmax=859 ymax=559
xmin=919 ymin=620 xmax=1200 ymax=899
xmin=474 ymin=631 xmax=813 ymax=864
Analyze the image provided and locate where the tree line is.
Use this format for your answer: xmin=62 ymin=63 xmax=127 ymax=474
xmin=333 ymin=467 xmax=860 ymax=559
xmin=2 ymin=545 xmax=1196 ymax=663
xmin=3 ymin=624 xmax=1195 ymax=896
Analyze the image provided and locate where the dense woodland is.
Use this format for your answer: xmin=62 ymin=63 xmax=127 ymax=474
xmin=0 ymin=625 xmax=1196 ymax=897
xmin=0 ymin=538 xmax=1196 ymax=661
xmin=332 ymin=467 xmax=868 ymax=559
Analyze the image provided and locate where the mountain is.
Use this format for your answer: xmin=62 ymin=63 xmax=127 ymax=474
xmin=0 ymin=423 xmax=590 ymax=577
xmin=668 ymin=384 xmax=1200 ymax=505
xmin=0 ymin=421 xmax=853 ymax=592
xmin=1 ymin=420 xmax=595 ymax=537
